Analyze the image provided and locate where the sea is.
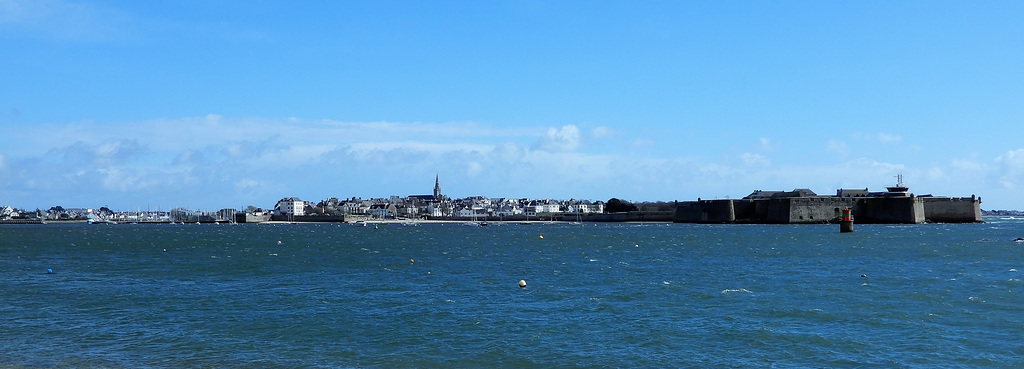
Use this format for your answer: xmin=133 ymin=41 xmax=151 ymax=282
xmin=1 ymin=219 xmax=1022 ymax=368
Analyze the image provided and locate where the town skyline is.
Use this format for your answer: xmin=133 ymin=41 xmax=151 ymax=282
xmin=1 ymin=175 xmax=1008 ymax=218
xmin=3 ymin=2 xmax=1024 ymax=209
xmin=0 ymin=173 xmax=655 ymax=215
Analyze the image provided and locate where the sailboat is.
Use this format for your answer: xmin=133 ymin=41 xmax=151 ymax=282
xmin=570 ymin=211 xmax=583 ymax=225
xmin=464 ymin=208 xmax=484 ymax=226
xmin=520 ymin=211 xmax=534 ymax=225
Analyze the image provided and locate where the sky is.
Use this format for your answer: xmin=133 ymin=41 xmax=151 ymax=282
xmin=2 ymin=1 xmax=1024 ymax=211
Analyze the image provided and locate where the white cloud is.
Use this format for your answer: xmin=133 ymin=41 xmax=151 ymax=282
xmin=877 ymin=133 xmax=902 ymax=143
xmin=629 ymin=138 xmax=654 ymax=149
xmin=926 ymin=166 xmax=946 ymax=181
xmin=0 ymin=0 xmax=134 ymax=41
xmin=851 ymin=132 xmax=903 ymax=144
xmin=277 ymin=145 xmax=337 ymax=165
xmin=826 ymin=140 xmax=849 ymax=155
xmin=759 ymin=137 xmax=776 ymax=151
xmin=97 ymin=167 xmax=144 ymax=192
xmin=589 ymin=126 xmax=614 ymax=139
xmin=739 ymin=153 xmax=770 ymax=167
xmin=347 ymin=141 xmax=491 ymax=155
xmin=466 ymin=161 xmax=483 ymax=177
xmin=950 ymin=158 xmax=985 ymax=171
xmin=533 ymin=125 xmax=581 ymax=152
xmin=3 ymin=115 xmax=1021 ymax=209
xmin=993 ymin=149 xmax=1024 ymax=189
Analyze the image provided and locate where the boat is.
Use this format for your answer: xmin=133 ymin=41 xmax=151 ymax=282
xmin=569 ymin=211 xmax=583 ymax=225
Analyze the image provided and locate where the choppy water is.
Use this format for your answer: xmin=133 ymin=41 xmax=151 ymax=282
xmin=1 ymin=220 xmax=1023 ymax=368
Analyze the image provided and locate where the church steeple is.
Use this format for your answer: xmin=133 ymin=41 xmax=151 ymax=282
xmin=433 ymin=174 xmax=442 ymax=199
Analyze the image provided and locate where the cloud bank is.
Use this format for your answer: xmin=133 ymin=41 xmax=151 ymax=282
xmin=0 ymin=116 xmax=1020 ymax=210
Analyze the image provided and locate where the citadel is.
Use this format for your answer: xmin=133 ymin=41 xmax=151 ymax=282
xmin=674 ymin=176 xmax=981 ymax=224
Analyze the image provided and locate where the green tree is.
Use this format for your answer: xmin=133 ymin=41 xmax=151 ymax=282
xmin=605 ymin=198 xmax=638 ymax=213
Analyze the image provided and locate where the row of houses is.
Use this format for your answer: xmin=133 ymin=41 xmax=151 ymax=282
xmin=273 ymin=195 xmax=605 ymax=220
xmin=1 ymin=206 xmax=99 ymax=221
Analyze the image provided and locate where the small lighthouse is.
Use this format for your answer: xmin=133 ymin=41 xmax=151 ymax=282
xmin=840 ymin=208 xmax=854 ymax=233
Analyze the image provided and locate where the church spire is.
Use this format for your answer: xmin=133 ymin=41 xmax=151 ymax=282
xmin=433 ymin=174 xmax=442 ymax=199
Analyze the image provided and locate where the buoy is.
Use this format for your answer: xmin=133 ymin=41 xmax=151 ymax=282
xmin=277 ymin=240 xmax=282 ymax=245
xmin=518 ymin=280 xmax=527 ymax=288
xmin=539 ymin=234 xmax=544 ymax=239
xmin=861 ymin=274 xmax=867 ymax=278
xmin=410 ymin=259 xmax=414 ymax=264
xmin=47 ymin=269 xmax=53 ymax=274
xmin=162 ymin=248 xmax=167 ymax=252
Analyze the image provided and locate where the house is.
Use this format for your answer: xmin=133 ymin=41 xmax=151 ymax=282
xmin=369 ymin=203 xmax=398 ymax=219
xmin=274 ymin=197 xmax=307 ymax=216
xmin=533 ymin=201 xmax=562 ymax=215
xmin=1 ymin=206 xmax=18 ymax=219
xmin=427 ymin=201 xmax=452 ymax=217
xmin=493 ymin=203 xmax=523 ymax=217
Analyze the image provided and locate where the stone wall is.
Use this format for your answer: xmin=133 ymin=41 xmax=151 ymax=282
xmin=787 ymin=197 xmax=857 ymax=224
xmin=674 ymin=194 xmax=979 ymax=224
xmin=922 ymin=197 xmax=982 ymax=223
xmin=853 ymin=197 xmax=925 ymax=224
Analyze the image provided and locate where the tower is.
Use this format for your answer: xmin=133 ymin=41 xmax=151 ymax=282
xmin=433 ymin=174 xmax=442 ymax=199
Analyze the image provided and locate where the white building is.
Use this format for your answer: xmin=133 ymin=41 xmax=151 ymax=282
xmin=369 ymin=204 xmax=398 ymax=219
xmin=427 ymin=202 xmax=452 ymax=217
xmin=493 ymin=205 xmax=523 ymax=217
xmin=533 ymin=203 xmax=562 ymax=214
xmin=1 ymin=206 xmax=18 ymax=218
xmin=275 ymin=197 xmax=306 ymax=216
xmin=569 ymin=202 xmax=604 ymax=214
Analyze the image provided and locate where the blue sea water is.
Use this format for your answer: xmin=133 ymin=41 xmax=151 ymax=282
xmin=1 ymin=220 xmax=1023 ymax=368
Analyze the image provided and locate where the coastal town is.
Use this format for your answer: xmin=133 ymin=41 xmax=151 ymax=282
xmin=0 ymin=176 xmax=996 ymax=225
xmin=0 ymin=176 xmax=673 ymax=224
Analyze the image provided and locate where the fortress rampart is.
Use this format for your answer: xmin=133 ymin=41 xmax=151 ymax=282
xmin=675 ymin=189 xmax=981 ymax=224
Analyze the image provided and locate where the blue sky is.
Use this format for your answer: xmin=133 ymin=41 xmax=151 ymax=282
xmin=2 ymin=1 xmax=1023 ymax=211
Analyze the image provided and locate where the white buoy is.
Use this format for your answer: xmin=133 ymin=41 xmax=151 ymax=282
xmin=518 ymin=279 xmax=527 ymax=288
